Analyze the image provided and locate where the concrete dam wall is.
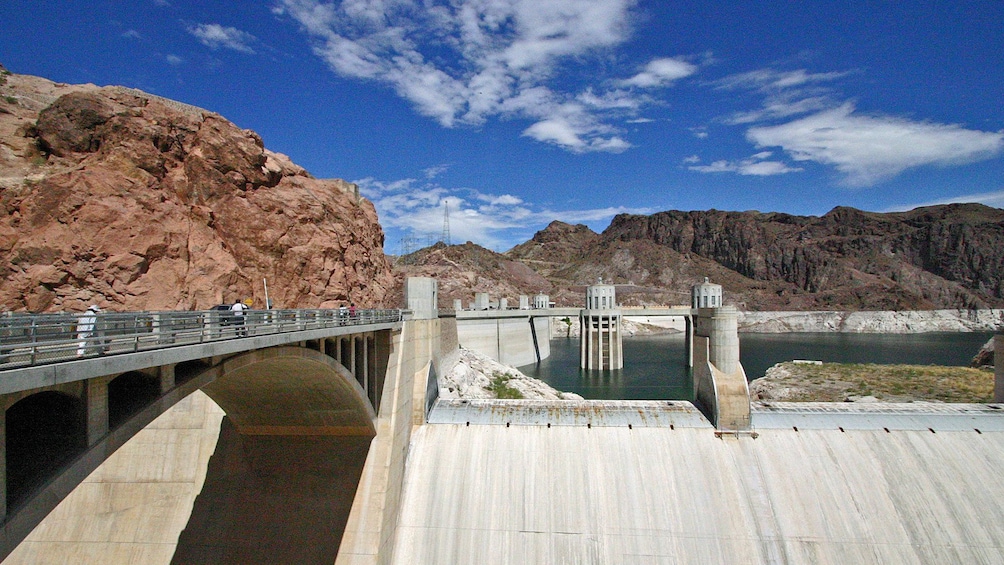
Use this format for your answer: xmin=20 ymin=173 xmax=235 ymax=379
xmin=455 ymin=312 xmax=551 ymax=367
xmin=394 ymin=401 xmax=1004 ymax=564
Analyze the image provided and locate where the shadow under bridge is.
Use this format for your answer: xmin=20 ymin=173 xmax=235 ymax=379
xmin=173 ymin=345 xmax=380 ymax=564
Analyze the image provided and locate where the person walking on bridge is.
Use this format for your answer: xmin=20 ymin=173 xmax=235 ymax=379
xmin=231 ymin=299 xmax=249 ymax=337
xmin=76 ymin=305 xmax=103 ymax=356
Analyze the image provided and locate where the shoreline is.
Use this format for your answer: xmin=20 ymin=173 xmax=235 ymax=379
xmin=552 ymin=308 xmax=1003 ymax=338
xmin=750 ymin=361 xmax=994 ymax=403
xmin=738 ymin=308 xmax=1004 ymax=333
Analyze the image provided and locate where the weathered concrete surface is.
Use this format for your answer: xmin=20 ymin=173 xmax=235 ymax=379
xmin=455 ymin=312 xmax=550 ymax=367
xmin=334 ymin=318 xmax=443 ymax=565
xmin=693 ymin=334 xmax=751 ymax=431
xmin=393 ymin=414 xmax=1004 ymax=564
xmin=3 ymin=391 xmax=224 ymax=564
xmin=995 ymin=333 xmax=1004 ymax=403
xmin=429 ymin=399 xmax=709 ymax=427
xmin=170 ymin=419 xmax=371 ymax=564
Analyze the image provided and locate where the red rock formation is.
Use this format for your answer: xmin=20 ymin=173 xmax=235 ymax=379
xmin=0 ymin=70 xmax=395 ymax=312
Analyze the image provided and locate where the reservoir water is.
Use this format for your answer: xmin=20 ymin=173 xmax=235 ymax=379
xmin=518 ymin=332 xmax=994 ymax=401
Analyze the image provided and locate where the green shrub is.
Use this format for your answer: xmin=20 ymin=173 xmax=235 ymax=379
xmin=489 ymin=372 xmax=524 ymax=399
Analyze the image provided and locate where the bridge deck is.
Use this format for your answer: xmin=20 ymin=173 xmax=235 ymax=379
xmin=0 ymin=309 xmax=404 ymax=394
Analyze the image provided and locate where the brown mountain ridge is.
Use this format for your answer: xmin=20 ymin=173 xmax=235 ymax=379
xmin=405 ymin=204 xmax=1004 ymax=311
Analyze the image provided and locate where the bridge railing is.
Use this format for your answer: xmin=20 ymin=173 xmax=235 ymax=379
xmin=0 ymin=308 xmax=404 ymax=369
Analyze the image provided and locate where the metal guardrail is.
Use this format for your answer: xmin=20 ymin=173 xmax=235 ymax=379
xmin=0 ymin=308 xmax=404 ymax=370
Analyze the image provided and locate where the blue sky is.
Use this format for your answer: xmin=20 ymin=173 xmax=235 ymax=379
xmin=3 ymin=1 xmax=1003 ymax=253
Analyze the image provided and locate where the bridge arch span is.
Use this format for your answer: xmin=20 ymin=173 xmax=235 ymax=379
xmin=199 ymin=345 xmax=377 ymax=437
xmin=171 ymin=346 xmax=377 ymax=564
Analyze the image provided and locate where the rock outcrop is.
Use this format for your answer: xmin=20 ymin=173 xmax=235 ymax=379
xmin=0 ymin=69 xmax=395 ymax=312
xmin=972 ymin=338 xmax=995 ymax=368
xmin=439 ymin=348 xmax=582 ymax=400
xmin=599 ymin=206 xmax=1004 ymax=310
xmin=392 ymin=241 xmax=553 ymax=308
xmin=479 ymin=207 xmax=1004 ymax=311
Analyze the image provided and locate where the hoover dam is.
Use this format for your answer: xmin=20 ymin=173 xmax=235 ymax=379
xmin=2 ymin=278 xmax=1004 ymax=564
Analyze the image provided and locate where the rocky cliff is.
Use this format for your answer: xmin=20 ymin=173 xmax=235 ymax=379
xmin=501 ymin=206 xmax=1004 ymax=311
xmin=393 ymin=241 xmax=553 ymax=308
xmin=0 ymin=67 xmax=395 ymax=312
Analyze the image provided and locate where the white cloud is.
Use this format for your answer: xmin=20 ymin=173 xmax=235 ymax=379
xmin=122 ymin=29 xmax=142 ymax=39
xmin=725 ymin=95 xmax=833 ymax=125
xmin=622 ymin=57 xmax=697 ymax=88
xmin=714 ymin=68 xmax=849 ymax=92
xmin=276 ymin=0 xmax=684 ymax=152
xmin=712 ymin=67 xmax=847 ymax=126
xmin=523 ymin=118 xmax=585 ymax=149
xmin=356 ymin=170 xmax=651 ymax=250
xmin=747 ymin=103 xmax=1004 ymax=186
xmin=689 ymin=126 xmax=708 ymax=139
xmin=423 ymin=164 xmax=450 ymax=179
xmin=686 ymin=152 xmax=802 ymax=177
xmin=187 ymin=23 xmax=257 ymax=54
xmin=165 ymin=54 xmax=184 ymax=66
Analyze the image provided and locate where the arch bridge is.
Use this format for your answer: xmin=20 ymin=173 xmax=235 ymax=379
xmin=0 ymin=307 xmax=404 ymax=562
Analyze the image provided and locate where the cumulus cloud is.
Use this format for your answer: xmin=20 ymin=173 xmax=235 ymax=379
xmin=622 ymin=57 xmax=697 ymax=88
xmin=686 ymin=151 xmax=802 ymax=176
xmin=275 ymin=0 xmax=691 ymax=152
xmin=187 ymin=23 xmax=257 ymax=54
xmin=747 ymin=103 xmax=1004 ymax=186
xmin=356 ymin=171 xmax=651 ymax=251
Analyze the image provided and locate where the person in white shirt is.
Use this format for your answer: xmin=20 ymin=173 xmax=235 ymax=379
xmin=76 ymin=305 xmax=101 ymax=355
xmin=231 ymin=300 xmax=248 ymax=337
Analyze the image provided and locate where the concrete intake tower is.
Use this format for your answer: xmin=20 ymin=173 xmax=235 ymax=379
xmin=580 ymin=282 xmax=623 ymax=370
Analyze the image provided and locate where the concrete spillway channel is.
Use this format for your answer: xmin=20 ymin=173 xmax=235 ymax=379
xmin=394 ymin=399 xmax=1004 ymax=564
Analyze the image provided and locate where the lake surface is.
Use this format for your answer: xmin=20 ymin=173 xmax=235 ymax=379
xmin=518 ymin=332 xmax=994 ymax=401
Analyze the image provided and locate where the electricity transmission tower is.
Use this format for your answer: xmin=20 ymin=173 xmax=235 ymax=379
xmin=399 ymin=236 xmax=419 ymax=256
xmin=441 ymin=201 xmax=451 ymax=246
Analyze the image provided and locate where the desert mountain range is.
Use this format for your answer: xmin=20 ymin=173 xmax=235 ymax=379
xmin=2 ymin=65 xmax=1002 ymax=313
